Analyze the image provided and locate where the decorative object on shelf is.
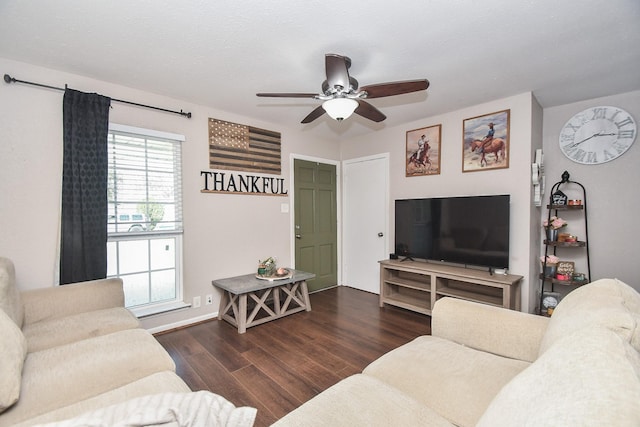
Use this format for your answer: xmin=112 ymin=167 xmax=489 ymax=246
xmin=463 ymin=109 xmax=510 ymax=172
xmin=551 ymin=190 xmax=568 ymax=206
xmin=559 ymin=106 xmax=637 ymax=165
xmin=543 ymin=216 xmax=567 ymax=241
xmin=544 ymin=265 xmax=557 ymax=277
xmin=557 ymin=233 xmax=579 ymax=243
xmin=531 ymin=148 xmax=545 ymax=207
xmin=540 ymin=255 xmax=559 ymax=277
xmin=567 ymin=199 xmax=582 ymax=206
xmin=572 ymin=272 xmax=586 ymax=282
xmin=557 ymin=261 xmax=575 ymax=277
xmin=543 ymin=216 xmax=567 ymax=229
xmin=406 ymin=124 xmax=441 ymax=177
xmin=541 ymin=291 xmax=561 ymax=316
xmin=539 ymin=171 xmax=591 ymax=315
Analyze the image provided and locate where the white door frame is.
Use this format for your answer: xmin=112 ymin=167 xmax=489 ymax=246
xmin=341 ymin=153 xmax=390 ymax=292
xmin=289 ymin=153 xmax=342 ymax=287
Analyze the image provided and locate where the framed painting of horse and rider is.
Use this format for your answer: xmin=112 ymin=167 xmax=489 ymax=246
xmin=463 ymin=109 xmax=510 ymax=173
xmin=406 ymin=124 xmax=441 ymax=177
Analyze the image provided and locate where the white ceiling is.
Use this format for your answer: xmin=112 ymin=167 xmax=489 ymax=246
xmin=1 ymin=0 xmax=639 ymax=141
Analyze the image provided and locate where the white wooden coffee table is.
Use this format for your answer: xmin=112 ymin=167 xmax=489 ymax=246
xmin=212 ymin=269 xmax=315 ymax=333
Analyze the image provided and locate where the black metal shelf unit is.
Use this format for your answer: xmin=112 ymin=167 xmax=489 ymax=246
xmin=539 ymin=171 xmax=591 ymax=314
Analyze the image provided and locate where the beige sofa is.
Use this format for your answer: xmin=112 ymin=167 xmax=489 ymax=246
xmin=274 ymin=278 xmax=640 ymax=426
xmin=0 ymin=256 xmax=256 ymax=427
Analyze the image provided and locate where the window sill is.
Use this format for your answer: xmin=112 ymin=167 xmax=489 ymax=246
xmin=130 ymin=301 xmax=191 ymax=319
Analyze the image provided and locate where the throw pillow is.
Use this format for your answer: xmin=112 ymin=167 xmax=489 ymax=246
xmin=0 ymin=308 xmax=28 ymax=413
xmin=538 ymin=278 xmax=640 ymax=355
xmin=477 ymin=327 xmax=640 ymax=427
xmin=0 ymin=257 xmax=24 ymax=327
xmin=33 ymin=391 xmax=257 ymax=427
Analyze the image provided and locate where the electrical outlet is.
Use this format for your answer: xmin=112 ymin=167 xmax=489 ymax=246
xmin=206 ymin=294 xmax=213 ymax=305
xmin=193 ymin=296 xmax=201 ymax=308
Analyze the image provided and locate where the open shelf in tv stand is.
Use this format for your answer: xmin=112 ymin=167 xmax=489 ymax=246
xmin=379 ymin=259 xmax=522 ymax=315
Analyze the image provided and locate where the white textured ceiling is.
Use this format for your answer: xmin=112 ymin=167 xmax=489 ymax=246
xmin=1 ymin=0 xmax=639 ymax=141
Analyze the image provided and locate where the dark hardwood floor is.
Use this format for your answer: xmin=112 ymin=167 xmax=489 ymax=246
xmin=155 ymin=286 xmax=431 ymax=427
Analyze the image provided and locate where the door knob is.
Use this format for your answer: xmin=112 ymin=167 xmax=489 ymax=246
xmin=378 ymin=232 xmax=384 ymax=237
xmin=295 ymin=234 xmax=302 ymax=239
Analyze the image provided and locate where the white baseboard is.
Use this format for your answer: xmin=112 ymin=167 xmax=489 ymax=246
xmin=145 ymin=311 xmax=219 ymax=334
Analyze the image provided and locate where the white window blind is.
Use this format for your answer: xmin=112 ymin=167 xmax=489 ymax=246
xmin=107 ymin=126 xmax=183 ymax=234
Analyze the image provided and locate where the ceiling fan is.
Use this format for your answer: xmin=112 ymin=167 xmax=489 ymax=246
xmin=257 ymin=54 xmax=429 ymax=124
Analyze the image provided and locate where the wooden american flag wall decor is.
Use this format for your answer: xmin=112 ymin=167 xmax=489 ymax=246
xmin=208 ymin=118 xmax=282 ymax=174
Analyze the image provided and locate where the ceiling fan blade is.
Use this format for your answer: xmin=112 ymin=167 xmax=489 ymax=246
xmin=325 ymin=54 xmax=351 ymax=90
xmin=360 ymin=79 xmax=429 ymax=98
xmin=354 ymin=100 xmax=386 ymax=122
xmin=257 ymin=93 xmax=318 ymax=98
xmin=301 ymin=105 xmax=326 ymax=124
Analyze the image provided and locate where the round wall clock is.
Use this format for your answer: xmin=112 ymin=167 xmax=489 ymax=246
xmin=558 ymin=106 xmax=636 ymax=164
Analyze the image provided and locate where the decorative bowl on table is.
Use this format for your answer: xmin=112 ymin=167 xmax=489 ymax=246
xmin=256 ymin=267 xmax=292 ymax=281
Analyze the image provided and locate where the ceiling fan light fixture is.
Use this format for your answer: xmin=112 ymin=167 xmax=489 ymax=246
xmin=258 ymin=54 xmax=428 ymax=124
xmin=322 ymin=98 xmax=358 ymax=121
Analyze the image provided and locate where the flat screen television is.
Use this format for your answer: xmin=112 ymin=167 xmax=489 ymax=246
xmin=394 ymin=195 xmax=510 ymax=270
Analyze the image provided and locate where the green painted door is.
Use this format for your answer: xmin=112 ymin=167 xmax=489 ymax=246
xmin=294 ymin=159 xmax=337 ymax=292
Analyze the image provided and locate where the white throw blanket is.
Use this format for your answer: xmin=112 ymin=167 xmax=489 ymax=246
xmin=35 ymin=391 xmax=257 ymax=427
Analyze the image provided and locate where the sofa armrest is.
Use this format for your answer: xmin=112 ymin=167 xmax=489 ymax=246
xmin=21 ymin=278 xmax=126 ymax=325
xmin=432 ymin=297 xmax=549 ymax=362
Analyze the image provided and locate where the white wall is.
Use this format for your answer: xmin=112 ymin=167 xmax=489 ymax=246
xmin=340 ymin=93 xmax=542 ymax=311
xmin=541 ymin=90 xmax=640 ymax=291
xmin=0 ymin=57 xmax=340 ymax=331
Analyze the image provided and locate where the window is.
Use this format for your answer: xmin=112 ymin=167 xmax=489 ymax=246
xmin=106 ymin=124 xmax=185 ymax=316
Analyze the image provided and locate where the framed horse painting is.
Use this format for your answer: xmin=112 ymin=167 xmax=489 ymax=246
xmin=462 ymin=109 xmax=510 ymax=173
xmin=406 ymin=124 xmax=441 ymax=177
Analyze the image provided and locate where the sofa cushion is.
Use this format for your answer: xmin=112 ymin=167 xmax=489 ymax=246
xmin=0 ymin=309 xmax=27 ymax=413
xmin=21 ymin=278 xmax=125 ymax=326
xmin=29 ymin=391 xmax=256 ymax=427
xmin=10 ymin=372 xmax=190 ymax=427
xmin=432 ymin=297 xmax=549 ymax=363
xmin=539 ymin=278 xmax=640 ymax=356
xmin=477 ymin=327 xmax=640 ymax=427
xmin=0 ymin=329 xmax=177 ymax=426
xmin=0 ymin=257 xmax=24 ymax=327
xmin=363 ymin=335 xmax=530 ymax=427
xmin=22 ymin=307 xmax=140 ymax=353
xmin=272 ymin=374 xmax=454 ymax=427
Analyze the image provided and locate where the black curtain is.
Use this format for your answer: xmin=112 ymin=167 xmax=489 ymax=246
xmin=60 ymin=89 xmax=111 ymax=284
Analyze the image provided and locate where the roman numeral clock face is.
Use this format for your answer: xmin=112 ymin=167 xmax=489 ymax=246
xmin=559 ymin=106 xmax=636 ymax=164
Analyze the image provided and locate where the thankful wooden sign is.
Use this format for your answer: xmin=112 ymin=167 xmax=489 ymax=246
xmin=200 ymin=171 xmax=288 ymax=196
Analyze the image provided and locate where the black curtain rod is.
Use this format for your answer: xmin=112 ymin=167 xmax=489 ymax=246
xmin=4 ymin=73 xmax=192 ymax=119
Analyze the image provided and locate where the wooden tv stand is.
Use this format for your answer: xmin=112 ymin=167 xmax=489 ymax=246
xmin=379 ymin=259 xmax=522 ymax=315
